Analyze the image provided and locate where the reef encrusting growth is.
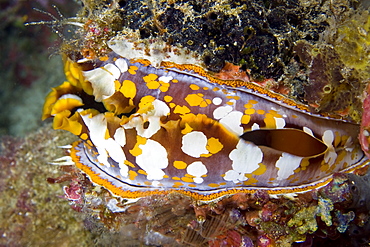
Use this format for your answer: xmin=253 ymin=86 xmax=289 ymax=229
xmin=53 ymin=0 xmax=370 ymax=122
xmin=291 ymin=9 xmax=370 ymax=122
xmin=52 ymin=164 xmax=370 ymax=246
xmin=0 ymin=126 xmax=94 ymax=246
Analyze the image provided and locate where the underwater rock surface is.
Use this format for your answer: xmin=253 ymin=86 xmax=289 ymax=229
xmin=53 ymin=0 xmax=370 ymax=122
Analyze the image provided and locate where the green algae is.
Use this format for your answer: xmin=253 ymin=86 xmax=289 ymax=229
xmin=291 ymin=8 xmax=370 ymax=123
xmin=335 ymin=11 xmax=370 ymax=71
xmin=0 ymin=124 xmax=169 ymax=246
xmin=317 ymin=197 xmax=334 ymax=227
xmin=0 ymin=125 xmax=95 ymax=246
xmin=287 ymin=206 xmax=318 ymax=235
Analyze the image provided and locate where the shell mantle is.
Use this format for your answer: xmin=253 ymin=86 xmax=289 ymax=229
xmin=43 ymin=48 xmax=369 ymax=201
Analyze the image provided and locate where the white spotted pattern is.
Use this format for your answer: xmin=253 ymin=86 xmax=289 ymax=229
xmin=181 ymin=131 xmax=209 ymax=158
xmin=113 ymin=127 xmax=126 ymax=147
xmin=213 ymin=105 xmax=243 ymax=135
xmin=224 ymin=140 xmax=263 ymax=183
xmin=251 ymin=123 xmax=260 ymax=130
xmin=186 ymin=161 xmax=207 ymax=184
xmin=212 ymin=97 xmax=222 ymax=105
xmin=83 ymin=63 xmax=120 ymax=102
xmin=158 ymin=75 xmax=173 ymax=83
xmin=219 ymin=110 xmax=244 ymax=135
xmin=303 ymin=127 xmax=314 ymax=136
xmin=124 ymin=99 xmax=170 ymax=138
xmin=275 ymin=152 xmax=303 ymax=181
xmin=275 ymin=117 xmax=286 ymax=129
xmin=115 ymin=58 xmax=128 ymax=73
xmin=136 ymin=139 xmax=169 ymax=180
xmin=323 ymin=130 xmax=337 ymax=166
xmin=213 ymin=105 xmax=233 ymax=119
xmin=80 ymin=113 xmax=128 ymax=177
